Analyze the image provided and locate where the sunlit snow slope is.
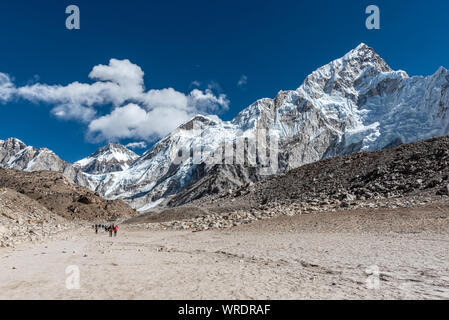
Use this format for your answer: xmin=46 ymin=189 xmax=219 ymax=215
xmin=2 ymin=44 xmax=449 ymax=211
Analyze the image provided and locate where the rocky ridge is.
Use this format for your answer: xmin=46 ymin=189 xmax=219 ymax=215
xmin=126 ymin=136 xmax=449 ymax=231
xmin=74 ymin=143 xmax=138 ymax=174
xmin=0 ymin=138 xmax=90 ymax=187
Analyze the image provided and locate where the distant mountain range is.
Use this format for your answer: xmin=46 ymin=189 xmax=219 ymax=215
xmin=2 ymin=43 xmax=449 ymax=211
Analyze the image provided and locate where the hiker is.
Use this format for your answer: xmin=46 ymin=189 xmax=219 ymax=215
xmin=114 ymin=225 xmax=118 ymax=237
xmin=95 ymin=224 xmax=98 ymax=234
xmin=108 ymin=225 xmax=113 ymax=237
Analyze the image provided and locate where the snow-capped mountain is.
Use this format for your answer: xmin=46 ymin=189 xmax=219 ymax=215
xmin=0 ymin=138 xmax=90 ymax=186
xmin=77 ymin=43 xmax=449 ymax=210
xmin=80 ymin=115 xmax=248 ymax=210
xmin=2 ymin=43 xmax=449 ymax=211
xmin=74 ymin=143 xmax=138 ymax=174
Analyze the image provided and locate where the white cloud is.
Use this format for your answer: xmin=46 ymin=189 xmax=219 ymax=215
xmin=87 ymin=103 xmax=194 ymax=142
xmin=142 ymin=88 xmax=189 ymax=111
xmin=237 ymin=74 xmax=248 ymax=87
xmin=0 ymin=73 xmax=15 ymax=102
xmin=126 ymin=141 xmax=148 ymax=149
xmin=14 ymin=59 xmax=145 ymax=122
xmin=189 ymin=89 xmax=229 ymax=113
xmin=89 ymin=59 xmax=144 ymax=89
xmin=51 ymin=103 xmax=97 ymax=122
xmin=0 ymin=59 xmax=230 ymax=142
xmin=88 ymin=104 xmax=149 ymax=141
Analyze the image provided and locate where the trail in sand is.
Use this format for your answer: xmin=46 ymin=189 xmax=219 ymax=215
xmin=1 ymin=205 xmax=448 ymax=300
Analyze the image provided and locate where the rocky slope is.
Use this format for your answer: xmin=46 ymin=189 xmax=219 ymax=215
xmin=130 ymin=135 xmax=449 ymax=231
xmin=0 ymin=188 xmax=74 ymax=247
xmin=188 ymin=135 xmax=449 ymax=210
xmin=0 ymin=167 xmax=138 ymax=221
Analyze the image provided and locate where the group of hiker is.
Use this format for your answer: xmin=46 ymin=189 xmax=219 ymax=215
xmin=94 ymin=224 xmax=119 ymax=237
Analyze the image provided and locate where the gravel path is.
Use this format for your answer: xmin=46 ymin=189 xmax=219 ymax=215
xmin=1 ymin=204 xmax=448 ymax=300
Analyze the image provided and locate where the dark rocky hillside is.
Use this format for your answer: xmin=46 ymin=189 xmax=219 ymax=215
xmin=0 ymin=167 xmax=138 ymax=221
xmin=184 ymin=135 xmax=449 ymax=210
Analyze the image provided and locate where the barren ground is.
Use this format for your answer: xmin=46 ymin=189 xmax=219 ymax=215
xmin=1 ymin=203 xmax=448 ymax=300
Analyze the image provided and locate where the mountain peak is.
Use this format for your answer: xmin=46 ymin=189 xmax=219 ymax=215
xmin=97 ymin=142 xmax=133 ymax=154
xmin=333 ymin=42 xmax=389 ymax=70
xmin=434 ymin=66 xmax=449 ymax=76
xmin=2 ymin=137 xmax=27 ymax=149
xmin=345 ymin=43 xmax=375 ymax=56
xmin=297 ymin=43 xmax=392 ymax=98
xmin=344 ymin=43 xmax=391 ymax=71
xmin=75 ymin=143 xmax=138 ymax=175
xmin=352 ymin=42 xmax=370 ymax=52
xmin=179 ymin=114 xmax=218 ymax=131
xmin=355 ymin=42 xmax=368 ymax=49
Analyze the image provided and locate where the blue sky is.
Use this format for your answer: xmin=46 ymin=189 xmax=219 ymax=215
xmin=1 ymin=0 xmax=449 ymax=162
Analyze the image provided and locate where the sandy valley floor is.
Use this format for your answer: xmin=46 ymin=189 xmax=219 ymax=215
xmin=1 ymin=204 xmax=449 ymax=300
